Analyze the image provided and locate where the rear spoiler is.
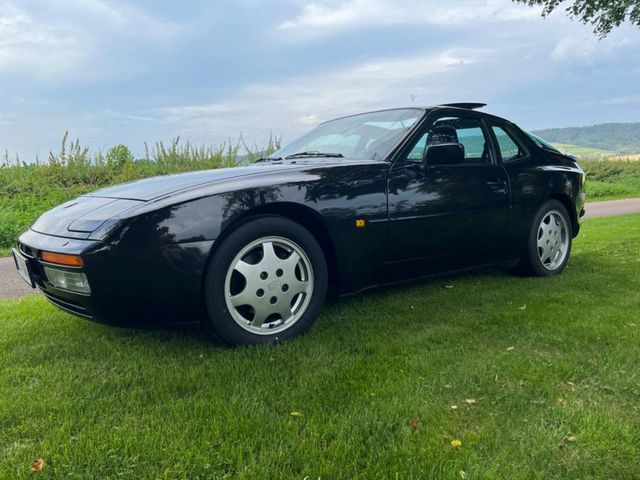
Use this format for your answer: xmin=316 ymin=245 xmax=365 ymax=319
xmin=439 ymin=103 xmax=487 ymax=110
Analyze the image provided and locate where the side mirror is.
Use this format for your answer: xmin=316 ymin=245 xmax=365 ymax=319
xmin=424 ymin=143 xmax=465 ymax=167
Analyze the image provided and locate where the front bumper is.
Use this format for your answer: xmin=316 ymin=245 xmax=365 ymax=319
xmin=17 ymin=229 xmax=214 ymax=328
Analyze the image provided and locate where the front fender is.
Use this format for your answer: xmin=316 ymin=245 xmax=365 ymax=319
xmin=106 ymin=162 xmax=389 ymax=295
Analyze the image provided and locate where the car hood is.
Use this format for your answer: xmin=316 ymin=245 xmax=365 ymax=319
xmin=29 ymin=160 xmax=359 ymax=238
xmin=31 ymin=196 xmax=144 ymax=238
xmin=84 ymin=163 xmax=304 ymax=201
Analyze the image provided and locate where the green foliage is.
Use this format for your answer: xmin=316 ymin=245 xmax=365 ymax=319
xmin=0 ymin=133 xmax=281 ymax=251
xmin=48 ymin=131 xmax=90 ymax=167
xmin=532 ymin=123 xmax=640 ymax=156
xmin=105 ymin=144 xmax=134 ymax=170
xmin=1 ymin=215 xmax=639 ymax=478
xmin=580 ymin=158 xmax=640 ymax=200
xmin=514 ymin=0 xmax=640 ymax=37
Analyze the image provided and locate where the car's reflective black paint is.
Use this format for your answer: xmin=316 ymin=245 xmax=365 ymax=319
xmin=17 ymin=106 xmax=585 ymax=328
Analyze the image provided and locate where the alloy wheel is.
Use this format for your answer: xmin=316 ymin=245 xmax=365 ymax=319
xmin=224 ymin=236 xmax=314 ymax=335
xmin=537 ymin=209 xmax=569 ymax=270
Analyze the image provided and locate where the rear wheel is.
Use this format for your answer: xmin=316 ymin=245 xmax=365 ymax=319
xmin=511 ymin=200 xmax=572 ymax=277
xmin=203 ymin=216 xmax=327 ymax=345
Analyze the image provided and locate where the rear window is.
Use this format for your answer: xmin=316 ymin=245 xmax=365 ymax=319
xmin=525 ymin=131 xmax=561 ymax=153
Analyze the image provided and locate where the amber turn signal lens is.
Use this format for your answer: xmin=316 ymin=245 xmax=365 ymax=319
xmin=41 ymin=251 xmax=84 ymax=267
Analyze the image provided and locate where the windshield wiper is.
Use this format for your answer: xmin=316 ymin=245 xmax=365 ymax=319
xmin=284 ymin=151 xmax=344 ymax=159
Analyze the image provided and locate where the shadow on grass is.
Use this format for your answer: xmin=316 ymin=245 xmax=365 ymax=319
xmin=16 ymin=242 xmax=611 ymax=363
xmin=49 ymin=266 xmax=518 ymax=350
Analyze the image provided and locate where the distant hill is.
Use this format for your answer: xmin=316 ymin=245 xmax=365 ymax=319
xmin=531 ymin=122 xmax=640 ymax=156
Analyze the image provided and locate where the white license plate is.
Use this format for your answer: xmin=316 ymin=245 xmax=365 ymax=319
xmin=12 ymin=249 xmax=35 ymax=288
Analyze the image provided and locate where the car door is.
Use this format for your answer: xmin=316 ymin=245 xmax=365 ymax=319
xmin=386 ymin=110 xmax=510 ymax=272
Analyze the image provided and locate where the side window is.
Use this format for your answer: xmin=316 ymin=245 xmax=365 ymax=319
xmin=492 ymin=126 xmax=526 ymax=162
xmin=405 ymin=116 xmax=492 ymax=165
xmin=407 ymin=135 xmax=427 ymax=161
xmin=457 ymin=126 xmax=488 ymax=162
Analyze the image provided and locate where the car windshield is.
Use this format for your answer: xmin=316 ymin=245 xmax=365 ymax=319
xmin=270 ymin=108 xmax=423 ymax=161
xmin=525 ymin=131 xmax=560 ymax=153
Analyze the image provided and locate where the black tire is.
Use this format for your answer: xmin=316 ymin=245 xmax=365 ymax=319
xmin=203 ymin=215 xmax=328 ymax=345
xmin=511 ymin=200 xmax=573 ymax=277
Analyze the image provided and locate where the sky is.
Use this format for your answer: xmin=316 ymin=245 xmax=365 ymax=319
xmin=1 ymin=0 xmax=639 ymax=160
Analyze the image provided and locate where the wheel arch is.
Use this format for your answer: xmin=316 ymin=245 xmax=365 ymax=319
xmin=209 ymin=202 xmax=340 ymax=299
xmin=548 ymin=192 xmax=578 ymax=235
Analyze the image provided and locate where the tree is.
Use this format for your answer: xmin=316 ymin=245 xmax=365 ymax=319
xmin=514 ymin=0 xmax=640 ymax=37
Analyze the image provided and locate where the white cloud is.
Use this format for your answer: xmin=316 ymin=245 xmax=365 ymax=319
xmin=0 ymin=2 xmax=87 ymax=76
xmin=597 ymin=94 xmax=640 ymax=106
xmin=2 ymin=0 xmax=640 ymax=161
xmin=277 ymin=0 xmax=541 ymax=34
xmin=162 ymin=48 xmax=489 ymax=143
xmin=549 ymin=30 xmax=639 ymax=66
xmin=0 ymin=0 xmax=182 ymax=80
xmin=73 ymin=0 xmax=182 ymax=40
xmin=550 ymin=35 xmax=600 ymax=65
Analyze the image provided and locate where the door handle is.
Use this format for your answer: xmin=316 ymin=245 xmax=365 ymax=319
xmin=487 ymin=177 xmax=506 ymax=185
xmin=487 ymin=177 xmax=508 ymax=191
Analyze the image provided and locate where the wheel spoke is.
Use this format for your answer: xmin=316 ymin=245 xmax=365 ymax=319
xmin=289 ymin=279 xmax=308 ymax=296
xmin=537 ymin=229 xmax=551 ymax=249
xmin=284 ymin=250 xmax=301 ymax=269
xmin=251 ymin=303 xmax=272 ymax=327
xmin=234 ymin=260 xmax=257 ymax=278
xmin=276 ymin=301 xmax=292 ymax=319
xmin=537 ymin=231 xmax=546 ymax=248
xmin=229 ymin=288 xmax=254 ymax=308
xmin=261 ymin=241 xmax=279 ymax=266
xmin=538 ymin=246 xmax=548 ymax=265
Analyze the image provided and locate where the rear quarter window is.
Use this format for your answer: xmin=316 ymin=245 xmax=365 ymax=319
xmin=492 ymin=126 xmax=527 ymax=162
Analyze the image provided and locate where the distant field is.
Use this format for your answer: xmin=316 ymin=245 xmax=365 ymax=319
xmin=553 ymin=144 xmax=616 ymax=157
xmin=532 ymin=122 xmax=640 ymax=155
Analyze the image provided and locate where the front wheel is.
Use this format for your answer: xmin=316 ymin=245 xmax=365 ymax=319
xmin=512 ymin=200 xmax=573 ymax=277
xmin=203 ymin=215 xmax=328 ymax=345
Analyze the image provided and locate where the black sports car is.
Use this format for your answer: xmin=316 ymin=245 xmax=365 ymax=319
xmin=14 ymin=103 xmax=586 ymax=345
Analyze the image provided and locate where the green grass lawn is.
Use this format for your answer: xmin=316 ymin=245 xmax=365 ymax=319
xmin=1 ymin=215 xmax=639 ymax=479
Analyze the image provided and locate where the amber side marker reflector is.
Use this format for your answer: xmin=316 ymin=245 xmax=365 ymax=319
xmin=41 ymin=251 xmax=84 ymax=267
xmin=355 ymin=219 xmax=366 ymax=228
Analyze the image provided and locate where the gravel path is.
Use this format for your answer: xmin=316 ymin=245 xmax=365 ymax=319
xmin=0 ymin=256 xmax=37 ymax=299
xmin=583 ymin=197 xmax=640 ymax=218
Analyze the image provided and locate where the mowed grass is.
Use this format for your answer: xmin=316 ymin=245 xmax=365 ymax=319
xmin=1 ymin=215 xmax=639 ymax=479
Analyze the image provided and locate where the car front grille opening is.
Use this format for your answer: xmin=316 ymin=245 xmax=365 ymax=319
xmin=42 ymin=291 xmax=92 ymax=319
xmin=19 ymin=243 xmax=35 ymax=258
